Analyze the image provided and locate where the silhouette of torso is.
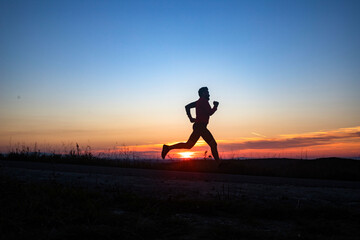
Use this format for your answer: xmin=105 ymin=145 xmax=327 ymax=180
xmin=196 ymin=97 xmax=217 ymax=124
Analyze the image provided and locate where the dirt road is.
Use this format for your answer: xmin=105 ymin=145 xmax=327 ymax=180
xmin=1 ymin=160 xmax=360 ymax=207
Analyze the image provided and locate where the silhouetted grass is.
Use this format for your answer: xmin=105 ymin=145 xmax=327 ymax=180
xmin=3 ymin=147 xmax=360 ymax=181
xmin=1 ymin=175 xmax=359 ymax=240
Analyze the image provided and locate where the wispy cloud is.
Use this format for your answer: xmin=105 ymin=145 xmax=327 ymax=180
xmin=221 ymin=126 xmax=360 ymax=150
xmin=251 ymin=132 xmax=267 ymax=138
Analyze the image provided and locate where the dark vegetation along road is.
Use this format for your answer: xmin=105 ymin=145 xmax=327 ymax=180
xmin=1 ymin=159 xmax=360 ymax=239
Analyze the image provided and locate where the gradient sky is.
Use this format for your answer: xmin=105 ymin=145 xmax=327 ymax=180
xmin=1 ymin=0 xmax=360 ymax=158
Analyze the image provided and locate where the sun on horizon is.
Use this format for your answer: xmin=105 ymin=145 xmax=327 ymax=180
xmin=178 ymin=152 xmax=195 ymax=159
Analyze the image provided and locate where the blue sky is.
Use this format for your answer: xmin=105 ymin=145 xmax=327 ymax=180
xmin=0 ymin=0 xmax=359 ymax=156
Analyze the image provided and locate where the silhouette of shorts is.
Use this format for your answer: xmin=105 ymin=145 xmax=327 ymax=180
xmin=188 ymin=122 xmax=216 ymax=145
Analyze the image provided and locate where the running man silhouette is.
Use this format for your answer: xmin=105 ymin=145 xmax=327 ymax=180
xmin=162 ymin=87 xmax=220 ymax=164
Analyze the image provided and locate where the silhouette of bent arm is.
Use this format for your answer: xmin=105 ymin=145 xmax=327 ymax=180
xmin=185 ymin=101 xmax=196 ymax=123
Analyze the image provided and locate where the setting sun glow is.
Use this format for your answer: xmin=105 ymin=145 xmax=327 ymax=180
xmin=178 ymin=152 xmax=195 ymax=159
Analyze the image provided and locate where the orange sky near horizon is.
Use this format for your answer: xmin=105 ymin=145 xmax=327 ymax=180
xmin=2 ymin=126 xmax=359 ymax=159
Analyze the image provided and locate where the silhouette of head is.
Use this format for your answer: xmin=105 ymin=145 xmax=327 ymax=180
xmin=198 ymin=87 xmax=210 ymax=100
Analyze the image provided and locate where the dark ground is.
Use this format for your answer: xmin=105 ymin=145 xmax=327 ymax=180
xmin=1 ymin=159 xmax=360 ymax=239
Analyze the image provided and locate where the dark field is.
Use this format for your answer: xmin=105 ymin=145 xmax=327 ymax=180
xmin=1 ymin=174 xmax=359 ymax=240
xmin=1 ymin=154 xmax=360 ymax=239
xmin=2 ymin=151 xmax=360 ymax=181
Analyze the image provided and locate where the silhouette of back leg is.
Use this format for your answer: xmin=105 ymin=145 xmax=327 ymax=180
xmin=162 ymin=128 xmax=201 ymax=159
xmin=169 ymin=130 xmax=200 ymax=150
